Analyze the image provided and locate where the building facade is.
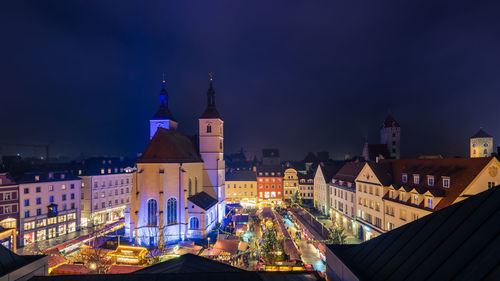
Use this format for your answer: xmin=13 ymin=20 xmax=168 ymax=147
xmin=329 ymin=162 xmax=365 ymax=237
xmin=78 ymin=159 xmax=133 ymax=227
xmin=470 ymin=128 xmax=494 ymax=158
xmin=298 ymin=173 xmax=314 ymax=205
xmin=0 ymin=173 xmax=18 ymax=239
xmin=17 ymin=171 xmax=81 ymax=247
xmin=225 ymin=170 xmax=257 ymax=204
xmin=283 ymin=168 xmax=299 ymax=202
xmin=256 ymin=165 xmax=283 ymax=203
xmin=126 ymin=77 xmax=224 ymax=246
xmin=313 ymin=163 xmax=342 ymax=216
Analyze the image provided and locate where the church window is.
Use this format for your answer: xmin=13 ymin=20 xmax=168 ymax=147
xmin=167 ymin=198 xmax=177 ymax=225
xmin=207 ymin=124 xmax=212 ymax=133
xmin=195 ymin=178 xmax=198 ymax=193
xmin=189 ymin=217 xmax=199 ymax=229
xmin=220 ymin=140 xmax=222 ymax=149
xmin=147 ymin=199 xmax=157 ymax=226
xmin=483 ymin=149 xmax=487 ymax=155
xmin=188 ymin=179 xmax=192 ymax=195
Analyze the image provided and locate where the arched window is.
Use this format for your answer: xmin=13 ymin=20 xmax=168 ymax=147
xmin=167 ymin=198 xmax=177 ymax=225
xmin=188 ymin=179 xmax=192 ymax=195
xmin=189 ymin=217 xmax=199 ymax=229
xmin=147 ymin=199 xmax=157 ymax=226
xmin=195 ymin=178 xmax=198 ymax=194
xmin=219 ymin=140 xmax=222 ymax=150
xmin=206 ymin=124 xmax=212 ymax=133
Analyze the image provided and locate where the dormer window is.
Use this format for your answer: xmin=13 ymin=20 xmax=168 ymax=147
xmin=402 ymin=174 xmax=408 ymax=183
xmin=427 ymin=176 xmax=434 ymax=186
xmin=427 ymin=198 xmax=434 ymax=209
xmin=413 ymin=175 xmax=420 ymax=184
xmin=206 ymin=124 xmax=212 ymax=133
xmin=413 ymin=195 xmax=418 ymax=204
xmin=442 ymin=177 xmax=450 ymax=188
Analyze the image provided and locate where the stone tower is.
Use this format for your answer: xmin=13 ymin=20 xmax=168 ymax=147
xmin=470 ymin=128 xmax=493 ymax=158
xmin=149 ymin=75 xmax=178 ymax=139
xmin=198 ymin=75 xmax=225 ymax=222
xmin=380 ymin=114 xmax=401 ymax=159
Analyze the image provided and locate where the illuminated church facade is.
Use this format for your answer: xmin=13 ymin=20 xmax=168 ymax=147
xmin=125 ymin=76 xmax=225 ymax=246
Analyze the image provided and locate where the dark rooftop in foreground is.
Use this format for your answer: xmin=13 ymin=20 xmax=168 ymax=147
xmin=327 ymin=186 xmax=500 ymax=281
xmin=0 ymin=245 xmax=46 ymax=278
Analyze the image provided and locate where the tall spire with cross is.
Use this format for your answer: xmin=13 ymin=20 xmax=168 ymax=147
xmin=207 ymin=72 xmax=216 ymax=107
xmin=159 ymin=72 xmax=168 ymax=108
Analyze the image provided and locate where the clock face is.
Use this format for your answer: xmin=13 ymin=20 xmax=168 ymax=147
xmin=483 ymin=143 xmax=489 ymax=147
xmin=472 ymin=143 xmax=477 ymax=148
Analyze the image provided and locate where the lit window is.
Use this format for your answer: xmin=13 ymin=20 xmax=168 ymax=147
xmin=402 ymin=174 xmax=407 ymax=183
xmin=442 ymin=177 xmax=450 ymax=188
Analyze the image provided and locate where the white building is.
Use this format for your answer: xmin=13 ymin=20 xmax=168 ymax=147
xmin=17 ymin=171 xmax=81 ymax=247
xmin=77 ymin=157 xmax=134 ymax=227
xmin=329 ymin=162 xmax=365 ymax=237
xmin=313 ymin=163 xmax=342 ymax=216
xmin=126 ymin=77 xmax=224 ymax=246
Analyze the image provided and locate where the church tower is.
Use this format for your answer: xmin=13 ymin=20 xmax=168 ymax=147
xmin=470 ymin=128 xmax=493 ymax=158
xmin=149 ymin=75 xmax=178 ymax=139
xmin=380 ymin=114 xmax=401 ymax=159
xmin=198 ymin=74 xmax=225 ymax=222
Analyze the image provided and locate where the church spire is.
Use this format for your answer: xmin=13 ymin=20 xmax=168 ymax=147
xmin=159 ymin=72 xmax=168 ymax=108
xmin=200 ymin=72 xmax=221 ymax=119
xmin=207 ymin=72 xmax=216 ymax=107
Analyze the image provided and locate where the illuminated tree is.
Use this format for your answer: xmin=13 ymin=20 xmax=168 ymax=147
xmin=291 ymin=190 xmax=302 ymax=207
xmin=326 ymin=224 xmax=347 ymax=245
xmin=261 ymin=225 xmax=279 ymax=264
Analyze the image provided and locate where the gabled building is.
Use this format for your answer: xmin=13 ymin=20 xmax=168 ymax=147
xmin=283 ymin=168 xmax=299 ymax=202
xmin=354 ymin=162 xmax=392 ymax=240
xmin=313 ymin=162 xmax=343 ymax=216
xmin=329 ymin=162 xmax=365 ymax=237
xmin=126 ymin=76 xmax=225 ymax=246
xmin=298 ymin=172 xmax=314 ymax=205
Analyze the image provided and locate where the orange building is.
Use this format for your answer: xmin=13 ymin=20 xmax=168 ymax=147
xmin=256 ymin=165 xmax=283 ymax=203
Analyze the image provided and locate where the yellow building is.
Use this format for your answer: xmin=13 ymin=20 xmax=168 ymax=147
xmin=298 ymin=173 xmax=314 ymax=204
xmin=356 ymin=157 xmax=500 ymax=241
xmin=283 ymin=168 xmax=299 ymax=202
xmin=355 ymin=162 xmax=391 ymax=241
xmin=470 ymin=128 xmax=494 ymax=158
xmin=384 ymin=157 xmax=500 ymax=231
xmin=225 ymin=170 xmax=257 ymax=204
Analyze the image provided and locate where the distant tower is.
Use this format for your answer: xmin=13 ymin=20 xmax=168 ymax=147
xmin=380 ymin=114 xmax=401 ymax=159
xmin=198 ymin=73 xmax=225 ymax=222
xmin=149 ymin=74 xmax=178 ymax=139
xmin=470 ymin=128 xmax=493 ymax=158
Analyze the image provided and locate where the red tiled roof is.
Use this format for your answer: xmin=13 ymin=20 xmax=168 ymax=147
xmin=333 ymin=162 xmax=366 ymax=183
xmin=137 ymin=128 xmax=202 ymax=164
xmin=387 ymin=157 xmax=493 ymax=210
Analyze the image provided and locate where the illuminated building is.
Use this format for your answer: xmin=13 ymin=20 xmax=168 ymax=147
xmin=17 ymin=171 xmax=81 ymax=247
xmin=126 ymin=76 xmax=224 ymax=246
xmin=355 ymin=157 xmax=500 ymax=241
xmin=225 ymin=170 xmax=257 ymax=203
xmin=77 ymin=157 xmax=134 ymax=227
xmin=298 ymin=173 xmax=314 ymax=205
xmin=0 ymin=172 xmax=18 ymax=248
xmin=256 ymin=165 xmax=283 ymax=203
xmin=329 ymin=162 xmax=365 ymax=237
xmin=470 ymin=128 xmax=494 ymax=158
xmin=313 ymin=162 xmax=343 ymax=215
xmin=283 ymin=168 xmax=299 ymax=202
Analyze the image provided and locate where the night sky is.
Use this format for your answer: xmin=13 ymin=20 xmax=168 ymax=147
xmin=1 ymin=1 xmax=499 ymax=160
